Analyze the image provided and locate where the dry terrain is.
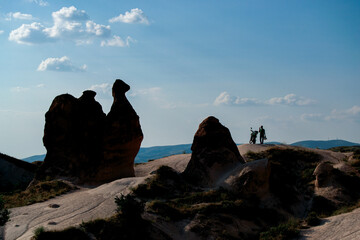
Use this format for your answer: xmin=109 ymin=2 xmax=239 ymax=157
xmin=3 ymin=144 xmax=360 ymax=240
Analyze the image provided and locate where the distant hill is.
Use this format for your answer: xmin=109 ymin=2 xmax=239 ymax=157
xmin=291 ymin=140 xmax=360 ymax=149
xmin=22 ymin=154 xmax=46 ymax=163
xmin=22 ymin=144 xmax=193 ymax=164
xmin=135 ymin=144 xmax=192 ymax=163
xmin=22 ymin=140 xmax=360 ymax=163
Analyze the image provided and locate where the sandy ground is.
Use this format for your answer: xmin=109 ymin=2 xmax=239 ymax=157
xmin=5 ymin=153 xmax=191 ymax=240
xmin=299 ymin=208 xmax=360 ymax=240
xmin=4 ymin=144 xmax=357 ymax=240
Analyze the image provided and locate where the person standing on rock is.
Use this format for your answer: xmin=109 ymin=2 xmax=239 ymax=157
xmin=259 ymin=125 xmax=266 ymax=144
xmin=249 ymin=127 xmax=258 ymax=144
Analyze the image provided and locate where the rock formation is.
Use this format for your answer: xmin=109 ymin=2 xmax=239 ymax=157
xmin=0 ymin=153 xmax=36 ymax=192
xmin=96 ymin=80 xmax=143 ymax=182
xmin=38 ymin=80 xmax=142 ymax=184
xmin=183 ymin=116 xmax=245 ymax=186
xmin=221 ymin=158 xmax=271 ymax=198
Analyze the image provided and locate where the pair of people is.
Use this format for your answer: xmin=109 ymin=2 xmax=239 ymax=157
xmin=249 ymin=126 xmax=266 ymax=144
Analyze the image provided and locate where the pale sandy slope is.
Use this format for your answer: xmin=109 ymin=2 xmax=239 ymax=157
xmin=5 ymin=154 xmax=191 ymax=240
xmin=299 ymin=208 xmax=360 ymax=240
xmin=4 ymin=145 xmax=357 ymax=240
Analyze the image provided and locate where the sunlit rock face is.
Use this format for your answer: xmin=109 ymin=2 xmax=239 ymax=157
xmin=183 ymin=116 xmax=245 ymax=186
xmin=39 ymin=80 xmax=143 ymax=184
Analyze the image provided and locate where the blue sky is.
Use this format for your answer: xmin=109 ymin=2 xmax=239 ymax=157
xmin=0 ymin=0 xmax=359 ymax=158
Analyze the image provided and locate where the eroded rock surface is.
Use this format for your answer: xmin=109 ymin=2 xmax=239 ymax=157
xmin=38 ymin=80 xmax=142 ymax=184
xmin=183 ymin=116 xmax=245 ymax=186
xmin=97 ymin=80 xmax=143 ymax=182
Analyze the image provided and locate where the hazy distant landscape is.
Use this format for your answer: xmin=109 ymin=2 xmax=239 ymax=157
xmin=22 ymin=139 xmax=360 ymax=163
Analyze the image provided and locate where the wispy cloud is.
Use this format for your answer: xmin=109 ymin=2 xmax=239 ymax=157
xmin=6 ymin=12 xmax=35 ymax=21
xmin=326 ymin=105 xmax=360 ymax=121
xmin=129 ymin=87 xmax=178 ymax=109
xmin=11 ymin=86 xmax=30 ymax=93
xmin=214 ymin=92 xmax=314 ymax=107
xmin=301 ymin=106 xmax=360 ymax=123
xmin=0 ymin=30 xmax=4 ymax=35
xmin=88 ymin=83 xmax=112 ymax=94
xmin=301 ymin=113 xmax=324 ymax=122
xmin=266 ymin=94 xmax=315 ymax=106
xmin=101 ymin=36 xmax=133 ymax=47
xmin=8 ymin=6 xmax=129 ymax=47
xmin=130 ymin=87 xmax=162 ymax=98
xmin=37 ymin=56 xmax=87 ymax=72
xmin=109 ymin=8 xmax=149 ymax=24
xmin=28 ymin=0 xmax=49 ymax=7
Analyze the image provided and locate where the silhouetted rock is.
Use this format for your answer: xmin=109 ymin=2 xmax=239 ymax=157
xmin=0 ymin=153 xmax=36 ymax=192
xmin=39 ymin=80 xmax=142 ymax=184
xmin=97 ymin=80 xmax=143 ymax=182
xmin=40 ymin=91 xmax=106 ymax=182
xmin=183 ymin=116 xmax=245 ymax=186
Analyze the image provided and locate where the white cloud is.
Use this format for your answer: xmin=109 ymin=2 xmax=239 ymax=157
xmin=266 ymin=94 xmax=314 ymax=106
xmin=44 ymin=6 xmax=89 ymax=39
xmin=326 ymin=105 xmax=360 ymax=121
xmin=130 ymin=87 xmax=162 ymax=97
xmin=28 ymin=0 xmax=49 ymax=7
xmin=101 ymin=35 xmax=133 ymax=47
xmin=8 ymin=22 xmax=54 ymax=45
xmin=214 ymin=92 xmax=233 ymax=106
xmin=37 ymin=84 xmax=45 ymax=88
xmin=11 ymin=87 xmax=30 ymax=93
xmin=88 ymin=83 xmax=112 ymax=94
xmin=0 ymin=30 xmax=4 ymax=35
xmin=6 ymin=12 xmax=35 ymax=21
xmin=346 ymin=105 xmax=360 ymax=115
xmin=86 ymin=21 xmax=111 ymax=38
xmin=234 ymin=97 xmax=262 ymax=106
xmin=109 ymin=8 xmax=149 ymax=24
xmin=301 ymin=113 xmax=324 ymax=122
xmin=214 ymin=92 xmax=314 ymax=107
xmin=37 ymin=56 xmax=87 ymax=72
xmin=8 ymin=6 xmax=130 ymax=47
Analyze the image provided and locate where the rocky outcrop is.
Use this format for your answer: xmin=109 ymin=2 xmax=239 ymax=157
xmin=221 ymin=158 xmax=271 ymax=198
xmin=39 ymin=91 xmax=106 ymax=182
xmin=96 ymin=80 xmax=143 ymax=182
xmin=38 ymin=80 xmax=142 ymax=184
xmin=183 ymin=116 xmax=245 ymax=186
xmin=0 ymin=153 xmax=36 ymax=192
xmin=313 ymin=161 xmax=360 ymax=207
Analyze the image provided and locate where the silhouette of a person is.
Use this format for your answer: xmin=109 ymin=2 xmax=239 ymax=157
xmin=259 ymin=125 xmax=266 ymax=144
xmin=250 ymin=127 xmax=258 ymax=144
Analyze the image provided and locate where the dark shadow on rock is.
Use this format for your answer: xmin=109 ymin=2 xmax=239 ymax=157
xmin=183 ymin=116 xmax=245 ymax=187
xmin=37 ymin=79 xmax=143 ymax=184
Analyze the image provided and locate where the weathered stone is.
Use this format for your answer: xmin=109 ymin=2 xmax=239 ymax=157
xmin=314 ymin=162 xmax=334 ymax=188
xmin=221 ymin=158 xmax=271 ymax=198
xmin=39 ymin=80 xmax=142 ymax=184
xmin=183 ymin=116 xmax=245 ymax=186
xmin=0 ymin=153 xmax=36 ymax=192
xmin=97 ymin=80 xmax=143 ymax=182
